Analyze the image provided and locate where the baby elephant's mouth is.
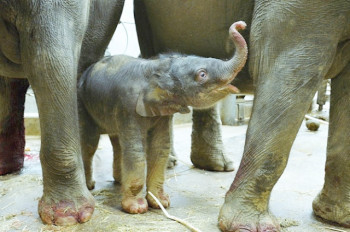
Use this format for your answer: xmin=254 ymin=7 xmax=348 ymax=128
xmin=217 ymin=83 xmax=240 ymax=94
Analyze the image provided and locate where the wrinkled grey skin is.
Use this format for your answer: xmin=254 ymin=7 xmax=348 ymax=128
xmin=0 ymin=0 xmax=124 ymax=226
xmin=134 ymin=0 xmax=350 ymax=231
xmin=78 ymin=22 xmax=247 ymax=214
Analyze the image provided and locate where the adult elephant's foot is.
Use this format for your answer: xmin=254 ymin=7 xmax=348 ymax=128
xmin=191 ymin=107 xmax=234 ymax=172
xmin=313 ymin=192 xmax=350 ymax=227
xmin=122 ymin=196 xmax=148 ymax=214
xmin=190 ymin=148 xmax=234 ymax=171
xmin=218 ymin=187 xmax=280 ymax=232
xmin=38 ymin=190 xmax=95 ymax=226
xmin=218 ymin=199 xmax=280 ymax=232
xmin=146 ymin=189 xmax=170 ymax=209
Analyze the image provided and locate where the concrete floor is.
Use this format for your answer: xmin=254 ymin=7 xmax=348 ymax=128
xmin=1 ymin=118 xmax=349 ymax=232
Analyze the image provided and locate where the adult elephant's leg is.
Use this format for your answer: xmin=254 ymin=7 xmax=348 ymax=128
xmin=218 ymin=3 xmax=342 ymax=230
xmin=78 ymin=0 xmax=124 ymax=76
xmin=109 ymin=135 xmax=122 ymax=184
xmin=20 ymin=4 xmax=93 ymax=226
xmin=191 ymin=106 xmax=234 ymax=171
xmin=79 ymin=105 xmax=100 ymax=190
xmin=219 ymin=57 xmax=331 ymax=232
xmin=0 ymin=77 xmax=29 ymax=175
xmin=313 ymin=63 xmax=350 ymax=227
xmin=81 ymin=130 xmax=99 ymax=190
xmin=316 ymin=79 xmax=328 ymax=111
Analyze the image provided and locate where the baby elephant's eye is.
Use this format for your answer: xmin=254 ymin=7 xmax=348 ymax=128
xmin=196 ymin=70 xmax=208 ymax=83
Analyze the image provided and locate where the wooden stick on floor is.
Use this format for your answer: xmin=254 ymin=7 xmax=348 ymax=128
xmin=148 ymin=191 xmax=202 ymax=232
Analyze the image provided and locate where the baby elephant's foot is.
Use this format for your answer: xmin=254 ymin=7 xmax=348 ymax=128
xmin=313 ymin=192 xmax=350 ymax=227
xmin=146 ymin=190 xmax=170 ymax=209
xmin=122 ymin=196 xmax=148 ymax=214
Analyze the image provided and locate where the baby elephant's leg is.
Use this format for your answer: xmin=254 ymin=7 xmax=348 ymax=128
xmin=109 ymin=135 xmax=121 ymax=184
xmin=79 ymin=106 xmax=100 ymax=190
xmin=146 ymin=118 xmax=171 ymax=209
xmin=119 ymin=126 xmax=148 ymax=214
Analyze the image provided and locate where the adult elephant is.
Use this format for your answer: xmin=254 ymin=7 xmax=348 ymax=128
xmin=134 ymin=0 xmax=350 ymax=231
xmin=0 ymin=0 xmax=124 ymax=225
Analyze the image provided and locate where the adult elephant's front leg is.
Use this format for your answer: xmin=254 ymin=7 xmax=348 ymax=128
xmin=219 ymin=64 xmax=328 ymax=232
xmin=191 ymin=106 xmax=234 ymax=171
xmin=20 ymin=5 xmax=94 ymax=225
xmin=218 ymin=4 xmax=341 ymax=229
xmin=0 ymin=77 xmax=29 ymax=175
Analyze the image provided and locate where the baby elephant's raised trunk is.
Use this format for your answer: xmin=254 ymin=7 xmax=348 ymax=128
xmin=224 ymin=21 xmax=248 ymax=83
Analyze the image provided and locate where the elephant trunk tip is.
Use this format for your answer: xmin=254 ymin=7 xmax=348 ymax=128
xmin=230 ymin=21 xmax=247 ymax=31
xmin=229 ymin=21 xmax=247 ymax=51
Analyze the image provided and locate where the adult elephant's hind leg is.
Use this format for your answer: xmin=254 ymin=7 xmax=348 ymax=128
xmin=20 ymin=6 xmax=94 ymax=226
xmin=313 ymin=64 xmax=350 ymax=228
xmin=0 ymin=77 xmax=29 ymax=175
xmin=191 ymin=106 xmax=234 ymax=171
xmin=109 ymin=135 xmax=122 ymax=184
xmin=79 ymin=106 xmax=100 ymax=190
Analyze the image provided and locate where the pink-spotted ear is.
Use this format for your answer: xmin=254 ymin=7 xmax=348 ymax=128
xmin=136 ymin=87 xmax=190 ymax=117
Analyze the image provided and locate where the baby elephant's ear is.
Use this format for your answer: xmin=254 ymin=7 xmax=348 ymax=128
xmin=136 ymin=87 xmax=190 ymax=117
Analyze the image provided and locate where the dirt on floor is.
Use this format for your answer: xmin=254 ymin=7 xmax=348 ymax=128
xmin=1 ymin=122 xmax=349 ymax=232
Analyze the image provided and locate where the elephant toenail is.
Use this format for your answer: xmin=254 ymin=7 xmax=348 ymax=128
xmin=238 ymin=229 xmax=252 ymax=232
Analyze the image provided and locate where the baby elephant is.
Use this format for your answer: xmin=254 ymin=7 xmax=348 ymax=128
xmin=78 ymin=21 xmax=247 ymax=214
